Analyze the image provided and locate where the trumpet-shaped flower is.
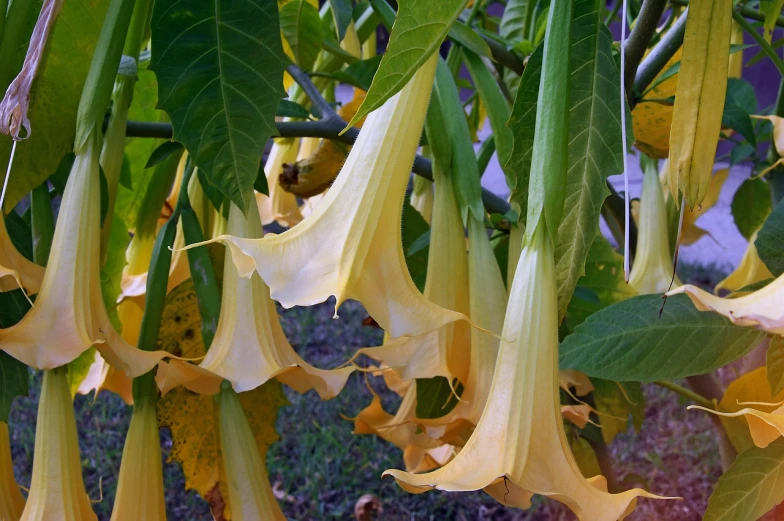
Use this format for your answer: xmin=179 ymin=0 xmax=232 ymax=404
xmin=0 ymin=213 xmax=44 ymax=295
xmin=110 ymin=397 xmax=165 ymax=521
xmin=355 ymin=165 xmax=471 ymax=382
xmin=156 ymin=199 xmax=353 ymax=398
xmin=258 ymin=137 xmax=302 ymax=228
xmin=714 ymin=231 xmax=773 ymax=295
xmin=0 ymin=131 xmax=172 ymax=376
xmin=688 ymin=401 xmax=784 ymax=449
xmin=182 ymin=54 xmax=463 ymax=339
xmin=20 ymin=369 xmax=96 ymax=521
xmin=628 ymin=167 xmax=681 ymax=294
xmin=385 ymin=224 xmax=663 ymax=518
xmin=667 ymin=271 xmax=784 ymax=334
xmin=218 ymin=387 xmax=286 ymax=521
xmin=0 ymin=422 xmax=24 ymax=521
xmin=411 ymin=176 xmax=434 ymax=224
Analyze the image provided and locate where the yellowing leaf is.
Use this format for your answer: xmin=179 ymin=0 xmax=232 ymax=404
xmin=156 ymin=281 xmax=288 ymax=519
xmin=631 ymin=49 xmax=681 ymax=159
xmin=667 ymin=0 xmax=732 ymax=209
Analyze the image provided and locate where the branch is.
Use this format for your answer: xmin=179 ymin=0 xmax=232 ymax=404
xmin=286 ymin=64 xmax=336 ymax=119
xmin=732 ymin=10 xmax=784 ymax=77
xmin=624 ymin=0 xmax=669 ymax=96
xmin=632 ymin=10 xmax=687 ymax=104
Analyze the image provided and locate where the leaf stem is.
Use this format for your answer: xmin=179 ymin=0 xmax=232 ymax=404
xmin=732 ymin=10 xmax=784 ymax=77
xmin=655 ymin=380 xmax=715 ymax=409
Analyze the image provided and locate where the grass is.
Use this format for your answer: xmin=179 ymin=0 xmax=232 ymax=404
xmin=7 ymin=263 xmax=729 ymax=520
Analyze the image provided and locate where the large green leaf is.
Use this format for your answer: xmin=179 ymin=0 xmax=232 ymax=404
xmin=703 ymin=438 xmax=784 ymax=521
xmin=347 ymin=0 xmax=468 ymax=128
xmin=150 ymin=0 xmax=288 ymax=212
xmin=1 ymin=0 xmax=109 ymax=210
xmin=562 ymin=234 xmax=637 ymax=334
xmin=499 ymin=0 xmax=532 ymax=43
xmin=756 ymin=198 xmax=784 ymax=277
xmin=402 ymin=197 xmax=430 ymax=292
xmin=559 ymin=294 xmax=767 ymax=381
xmin=731 ymin=177 xmax=772 ymax=241
xmin=280 ymin=0 xmax=323 ymax=71
xmin=327 ymin=0 xmax=353 ymax=41
xmin=592 ymin=378 xmax=644 ymax=444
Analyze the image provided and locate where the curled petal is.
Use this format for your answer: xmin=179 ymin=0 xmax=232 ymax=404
xmin=688 ymin=404 xmax=784 ymax=449
xmin=0 ymin=214 xmax=44 ymax=295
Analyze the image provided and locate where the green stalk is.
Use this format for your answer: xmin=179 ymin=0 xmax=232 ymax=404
xmin=30 ymin=183 xmax=54 ymax=266
xmin=655 ymin=380 xmax=714 ymax=409
xmin=732 ymin=11 xmax=784 ymax=77
xmin=73 ymin=0 xmax=136 ymax=152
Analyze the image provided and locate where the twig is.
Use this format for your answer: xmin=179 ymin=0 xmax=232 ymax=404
xmin=624 ymin=0 xmax=669 ymax=96
xmin=632 ymin=10 xmax=687 ymax=104
xmin=286 ymin=64 xmax=336 ymax=119
xmin=655 ymin=380 xmax=714 ymax=409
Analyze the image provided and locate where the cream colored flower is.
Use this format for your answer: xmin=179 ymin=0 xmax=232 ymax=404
xmin=0 ymin=213 xmax=44 ymax=296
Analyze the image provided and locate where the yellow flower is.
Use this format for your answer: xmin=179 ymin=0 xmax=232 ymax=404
xmin=218 ymin=387 xmax=286 ymax=521
xmin=0 ymin=213 xmax=44 ymax=296
xmin=628 ymin=166 xmax=681 ymax=294
xmin=156 ymin=198 xmax=353 ymax=398
xmin=385 ymin=224 xmax=664 ymax=518
xmin=109 ymin=397 xmax=165 ymax=521
xmin=355 ymin=163 xmax=471 ymax=383
xmin=0 ymin=422 xmax=24 ymax=521
xmin=667 ymin=271 xmax=784 ymax=334
xmin=689 ymin=401 xmax=784 ymax=449
xmin=181 ymin=54 xmax=462 ymax=339
xmin=257 ymin=137 xmax=303 ymax=228
xmin=20 ymin=368 xmax=96 ymax=521
xmin=0 ymin=131 xmax=171 ymax=376
xmin=714 ymin=231 xmax=773 ymax=295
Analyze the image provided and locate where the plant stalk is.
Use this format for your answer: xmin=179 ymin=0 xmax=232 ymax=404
xmin=732 ymin=10 xmax=784 ymax=77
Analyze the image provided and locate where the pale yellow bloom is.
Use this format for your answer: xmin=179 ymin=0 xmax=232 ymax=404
xmin=110 ymin=397 xmax=165 ymax=521
xmin=156 ymin=199 xmax=352 ymax=398
xmin=629 ymin=166 xmax=681 ymax=294
xmin=181 ymin=54 xmax=462 ymax=339
xmin=0 ymin=422 xmax=24 ymax=521
xmin=20 ymin=369 xmax=96 ymax=521
xmin=715 ymin=231 xmax=773 ymax=295
xmin=0 ymin=132 xmax=170 ymax=375
xmin=410 ymin=176 xmax=434 ymax=224
xmin=668 ymin=272 xmax=784 ymax=334
xmin=0 ymin=213 xmax=44 ymax=295
xmin=257 ymin=137 xmax=303 ymax=228
xmin=385 ymin=224 xmax=664 ymax=518
xmin=218 ymin=387 xmax=286 ymax=521
xmin=689 ymin=401 xmax=784 ymax=449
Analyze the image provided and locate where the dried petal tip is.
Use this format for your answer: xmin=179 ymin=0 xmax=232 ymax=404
xmin=110 ymin=397 xmax=166 ymax=521
xmin=218 ymin=387 xmax=287 ymax=521
xmin=20 ymin=368 xmax=96 ymax=521
xmin=0 ymin=0 xmax=64 ymax=139
xmin=385 ymin=225 xmax=670 ymax=520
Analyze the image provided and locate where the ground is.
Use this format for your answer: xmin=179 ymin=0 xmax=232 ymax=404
xmin=8 ymin=263 xmax=727 ymax=520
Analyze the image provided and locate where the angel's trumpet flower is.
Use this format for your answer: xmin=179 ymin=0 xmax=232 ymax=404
xmin=0 ymin=131 xmax=170 ymax=376
xmin=688 ymin=400 xmax=784 ymax=449
xmin=182 ymin=54 xmax=462 ymax=338
xmin=0 ymin=213 xmax=44 ymax=295
xmin=356 ymin=164 xmax=471 ymax=382
xmin=258 ymin=137 xmax=302 ymax=228
xmin=218 ymin=386 xmax=286 ymax=521
xmin=628 ymin=167 xmax=681 ymax=294
xmin=156 ymin=199 xmax=352 ymax=398
xmin=667 ymin=271 xmax=784 ymax=334
xmin=0 ymin=422 xmax=24 ymax=520
xmin=20 ymin=369 xmax=96 ymax=521
xmin=714 ymin=231 xmax=773 ymax=295
xmin=109 ymin=396 xmax=165 ymax=521
xmin=411 ymin=176 xmax=434 ymax=224
xmin=385 ymin=224 xmax=663 ymax=518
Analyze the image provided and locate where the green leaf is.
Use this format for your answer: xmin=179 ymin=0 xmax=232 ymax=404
xmin=347 ymin=0 xmax=469 ymax=128
xmin=254 ymin=161 xmax=270 ymax=197
xmin=416 ymin=376 xmax=463 ymax=419
xmin=722 ymin=103 xmax=757 ymax=148
xmin=703 ymin=438 xmax=784 ymax=521
xmin=505 ymin=43 xmax=543 ymax=217
xmin=463 ymin=49 xmax=513 ymax=171
xmin=0 ymin=291 xmax=31 ymax=421
xmin=731 ymin=177 xmax=772 ymax=240
xmin=150 ymin=0 xmax=288 ymax=212
xmin=276 ymin=99 xmax=311 ymax=119
xmin=592 ymin=379 xmax=644 ymax=444
xmin=315 ymin=55 xmax=382 ymax=91
xmin=135 ymin=148 xmax=184 ymax=237
xmin=559 ymin=294 xmax=768 ymax=382
xmin=500 ymin=0 xmax=533 ymax=43
xmin=280 ymin=0 xmax=324 ymax=71
xmin=768 ymin=336 xmax=784 ymax=396
xmin=328 ymin=0 xmax=353 ymax=41
xmin=402 ymin=196 xmax=430 ymax=292
xmin=145 ymin=141 xmax=184 ymax=169
xmin=755 ymin=198 xmax=784 ymax=276
xmin=555 ymin=2 xmax=627 ymax=321
xmin=448 ymin=22 xmax=492 ymax=58
xmin=0 ymin=0 xmax=110 ymax=210
xmin=562 ymin=235 xmax=637 ymax=334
